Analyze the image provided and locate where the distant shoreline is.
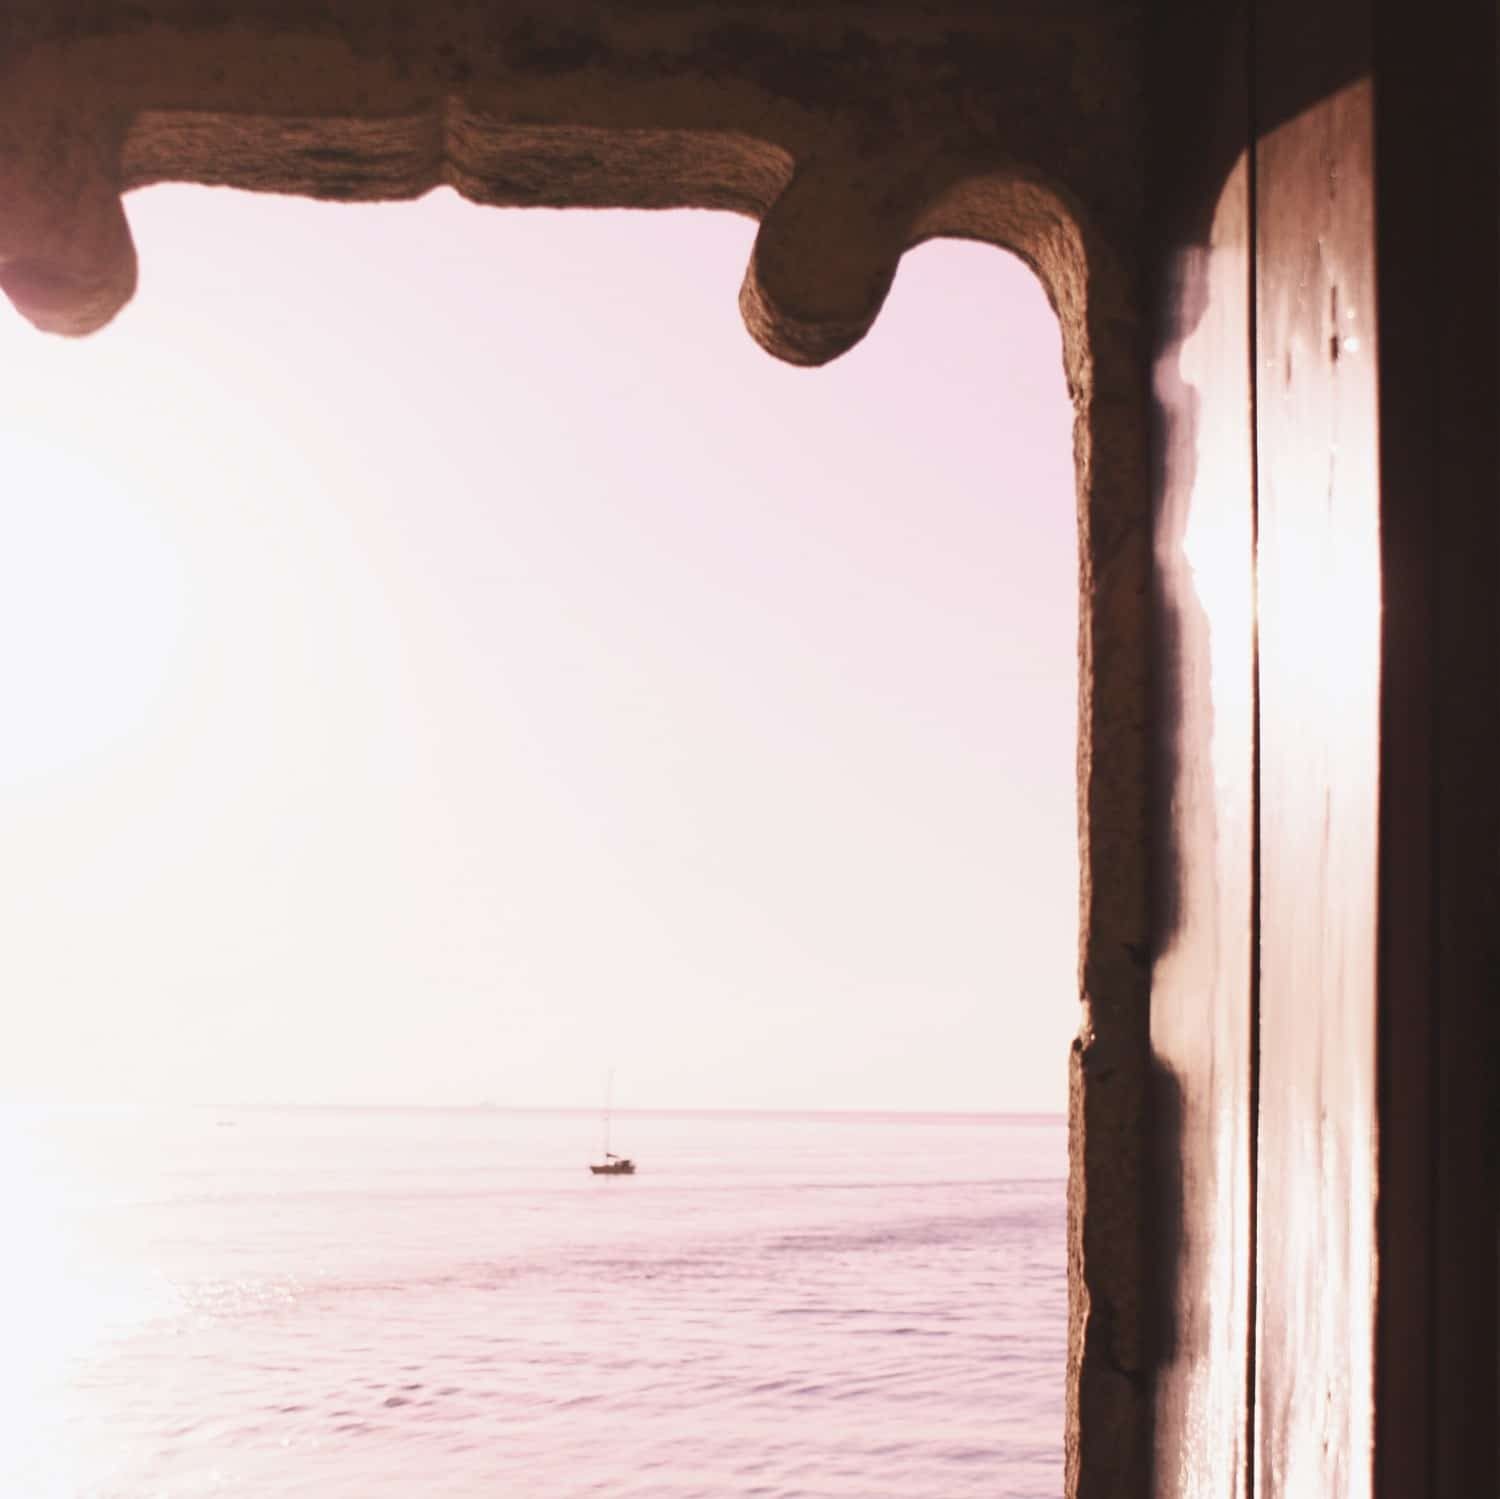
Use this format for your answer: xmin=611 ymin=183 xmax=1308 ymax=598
xmin=194 ymin=1102 xmax=1066 ymax=1125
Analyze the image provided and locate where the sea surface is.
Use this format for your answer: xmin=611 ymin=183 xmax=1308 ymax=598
xmin=3 ymin=1107 xmax=1067 ymax=1499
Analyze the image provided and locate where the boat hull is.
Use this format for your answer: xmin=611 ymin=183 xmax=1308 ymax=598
xmin=589 ymin=1160 xmax=636 ymax=1176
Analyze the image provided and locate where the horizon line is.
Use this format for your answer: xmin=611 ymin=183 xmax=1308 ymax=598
xmin=197 ymin=1101 xmax=1067 ymax=1121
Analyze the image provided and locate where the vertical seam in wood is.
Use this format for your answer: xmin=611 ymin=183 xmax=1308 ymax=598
xmin=1421 ymin=91 xmax=1442 ymax=1491
xmin=1244 ymin=3 xmax=1261 ymax=1493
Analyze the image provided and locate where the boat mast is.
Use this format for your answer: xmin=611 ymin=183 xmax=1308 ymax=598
xmin=602 ymin=1067 xmax=613 ymax=1158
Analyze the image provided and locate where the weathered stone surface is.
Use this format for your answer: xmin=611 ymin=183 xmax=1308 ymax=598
xmin=0 ymin=7 xmax=1152 ymax=1496
xmin=0 ymin=1 xmax=1145 ymax=357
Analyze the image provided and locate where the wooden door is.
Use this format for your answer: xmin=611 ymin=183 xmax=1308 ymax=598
xmin=1147 ymin=1 xmax=1497 ymax=1494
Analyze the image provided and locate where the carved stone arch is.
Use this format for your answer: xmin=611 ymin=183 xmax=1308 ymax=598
xmin=0 ymin=7 xmax=1150 ymax=1495
xmin=908 ymin=163 xmax=1149 ymax=1497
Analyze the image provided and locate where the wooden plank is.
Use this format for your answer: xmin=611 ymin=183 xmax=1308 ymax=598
xmin=1372 ymin=0 xmax=1500 ymax=1491
xmin=1251 ymin=66 xmax=1380 ymax=1499
xmin=1145 ymin=1 xmax=1257 ymax=1494
xmin=1366 ymin=1 xmax=1436 ymax=1485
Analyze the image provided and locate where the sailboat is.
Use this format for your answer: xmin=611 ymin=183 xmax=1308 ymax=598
xmin=589 ymin=1069 xmax=636 ymax=1176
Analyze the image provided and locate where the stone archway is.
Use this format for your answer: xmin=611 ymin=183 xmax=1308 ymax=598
xmin=0 ymin=7 xmax=1152 ymax=1493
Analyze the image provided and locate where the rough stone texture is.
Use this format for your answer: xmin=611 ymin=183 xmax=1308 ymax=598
xmin=0 ymin=6 xmax=1151 ymax=1495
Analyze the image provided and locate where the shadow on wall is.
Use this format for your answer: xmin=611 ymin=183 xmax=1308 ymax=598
xmin=1149 ymin=1057 xmax=1186 ymax=1376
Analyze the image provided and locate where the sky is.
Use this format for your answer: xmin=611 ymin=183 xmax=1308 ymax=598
xmin=0 ymin=185 xmax=1078 ymax=1114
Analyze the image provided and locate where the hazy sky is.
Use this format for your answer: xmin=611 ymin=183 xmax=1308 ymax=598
xmin=0 ymin=186 xmax=1077 ymax=1113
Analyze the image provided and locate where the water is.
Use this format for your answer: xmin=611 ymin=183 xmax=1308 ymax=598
xmin=3 ymin=1107 xmax=1066 ymax=1499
